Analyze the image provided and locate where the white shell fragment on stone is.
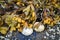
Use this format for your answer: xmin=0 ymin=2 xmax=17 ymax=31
xmin=22 ymin=27 xmax=33 ymax=36
xmin=34 ymin=22 xmax=45 ymax=32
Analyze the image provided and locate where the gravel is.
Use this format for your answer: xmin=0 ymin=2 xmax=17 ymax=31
xmin=0 ymin=24 xmax=60 ymax=40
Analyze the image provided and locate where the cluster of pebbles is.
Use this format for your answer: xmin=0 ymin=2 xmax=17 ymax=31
xmin=36 ymin=24 xmax=60 ymax=40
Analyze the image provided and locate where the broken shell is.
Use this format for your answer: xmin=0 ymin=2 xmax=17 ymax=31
xmin=21 ymin=27 xmax=33 ymax=36
xmin=34 ymin=22 xmax=45 ymax=32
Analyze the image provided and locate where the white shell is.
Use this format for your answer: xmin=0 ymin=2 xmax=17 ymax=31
xmin=22 ymin=27 xmax=33 ymax=36
xmin=34 ymin=22 xmax=45 ymax=32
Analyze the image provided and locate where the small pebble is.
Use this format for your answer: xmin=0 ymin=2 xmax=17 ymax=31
xmin=49 ymin=28 xmax=55 ymax=32
xmin=46 ymin=32 xmax=49 ymax=36
xmin=50 ymin=35 xmax=55 ymax=39
xmin=44 ymin=36 xmax=47 ymax=38
xmin=28 ymin=39 xmax=31 ymax=40
xmin=0 ymin=36 xmax=5 ymax=39
xmin=57 ymin=27 xmax=60 ymax=31
xmin=5 ymin=38 xmax=10 ymax=40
